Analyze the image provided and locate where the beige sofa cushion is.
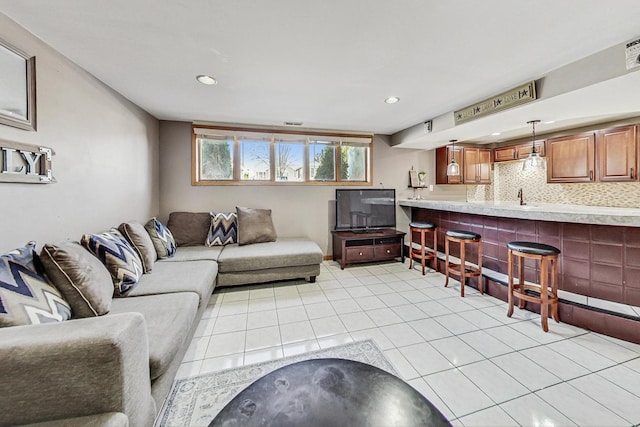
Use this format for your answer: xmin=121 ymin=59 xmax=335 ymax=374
xmin=110 ymin=292 xmax=198 ymax=380
xmin=217 ymin=238 xmax=323 ymax=273
xmin=127 ymin=259 xmax=217 ymax=308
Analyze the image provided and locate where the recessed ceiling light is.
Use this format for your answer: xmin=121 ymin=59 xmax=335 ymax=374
xmin=491 ymin=132 xmax=501 ymax=136
xmin=196 ymin=75 xmax=218 ymax=85
xmin=384 ymin=97 xmax=400 ymax=104
xmin=284 ymin=121 xmax=303 ymax=126
xmin=544 ymin=120 xmax=556 ymax=124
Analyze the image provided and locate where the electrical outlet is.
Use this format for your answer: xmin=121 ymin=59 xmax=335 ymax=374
xmin=429 ymin=185 xmax=434 ymax=191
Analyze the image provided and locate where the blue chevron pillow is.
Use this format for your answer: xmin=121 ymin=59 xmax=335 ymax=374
xmin=206 ymin=212 xmax=237 ymax=246
xmin=81 ymin=230 xmax=143 ymax=296
xmin=145 ymin=217 xmax=177 ymax=258
xmin=0 ymin=242 xmax=71 ymax=327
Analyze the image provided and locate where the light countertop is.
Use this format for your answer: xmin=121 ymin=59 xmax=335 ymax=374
xmin=398 ymin=199 xmax=640 ymax=227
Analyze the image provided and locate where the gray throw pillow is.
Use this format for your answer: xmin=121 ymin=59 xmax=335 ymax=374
xmin=236 ymin=206 xmax=277 ymax=245
xmin=119 ymin=221 xmax=157 ymax=273
xmin=167 ymin=212 xmax=211 ymax=246
xmin=40 ymin=240 xmax=113 ymax=317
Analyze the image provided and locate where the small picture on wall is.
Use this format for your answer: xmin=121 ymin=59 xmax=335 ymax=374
xmin=409 ymin=170 xmax=419 ymax=188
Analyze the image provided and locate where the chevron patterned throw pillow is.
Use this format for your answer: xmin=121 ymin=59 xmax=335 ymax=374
xmin=0 ymin=242 xmax=71 ymax=327
xmin=206 ymin=212 xmax=238 ymax=246
xmin=81 ymin=230 xmax=144 ymax=296
xmin=145 ymin=217 xmax=177 ymax=258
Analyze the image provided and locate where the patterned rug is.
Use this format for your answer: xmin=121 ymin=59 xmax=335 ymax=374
xmin=155 ymin=339 xmax=396 ymax=427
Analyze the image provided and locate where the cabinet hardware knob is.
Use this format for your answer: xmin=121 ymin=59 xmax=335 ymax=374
xmin=631 ymin=167 xmax=634 ymax=179
xmin=386 ymin=249 xmax=391 ymax=254
xmin=359 ymin=252 xmax=363 ymax=256
xmin=590 ymin=170 xmax=594 ymax=180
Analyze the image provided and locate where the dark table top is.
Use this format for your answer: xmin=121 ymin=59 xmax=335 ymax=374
xmin=210 ymin=358 xmax=451 ymax=427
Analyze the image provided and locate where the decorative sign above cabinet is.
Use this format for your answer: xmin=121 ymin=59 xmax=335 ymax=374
xmin=1 ymin=140 xmax=55 ymax=183
xmin=625 ymin=37 xmax=640 ymax=70
xmin=454 ymin=81 xmax=537 ymax=125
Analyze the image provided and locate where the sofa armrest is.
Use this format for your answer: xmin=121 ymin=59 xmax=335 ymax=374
xmin=0 ymin=313 xmax=156 ymax=427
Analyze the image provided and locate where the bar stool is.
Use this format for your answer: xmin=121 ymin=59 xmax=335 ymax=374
xmin=507 ymin=241 xmax=560 ymax=332
xmin=444 ymin=230 xmax=482 ymax=297
xmin=409 ymin=222 xmax=438 ymax=275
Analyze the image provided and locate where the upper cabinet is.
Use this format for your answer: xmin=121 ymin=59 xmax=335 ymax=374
xmin=596 ymin=125 xmax=638 ymax=182
xmin=463 ymin=148 xmax=492 ymax=184
xmin=547 ymin=132 xmax=595 ymax=183
xmin=494 ymin=141 xmax=546 ymax=163
xmin=547 ymin=124 xmax=638 ymax=183
xmin=435 ymin=146 xmax=464 ymax=184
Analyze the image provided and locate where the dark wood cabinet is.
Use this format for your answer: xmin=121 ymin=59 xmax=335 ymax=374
xmin=596 ymin=125 xmax=638 ymax=182
xmin=463 ymin=148 xmax=492 ymax=184
xmin=435 ymin=146 xmax=464 ymax=184
xmin=547 ymin=132 xmax=596 ymax=183
xmin=332 ymin=229 xmax=405 ymax=269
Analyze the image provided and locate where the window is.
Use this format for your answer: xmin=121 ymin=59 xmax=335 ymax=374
xmin=192 ymin=125 xmax=372 ymax=185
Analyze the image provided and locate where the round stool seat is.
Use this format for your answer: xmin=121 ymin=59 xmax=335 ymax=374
xmin=446 ymin=230 xmax=481 ymax=240
xmin=507 ymin=241 xmax=560 ymax=256
xmin=409 ymin=222 xmax=436 ymax=230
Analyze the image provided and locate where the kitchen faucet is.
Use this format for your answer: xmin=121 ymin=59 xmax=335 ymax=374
xmin=518 ymin=188 xmax=526 ymax=205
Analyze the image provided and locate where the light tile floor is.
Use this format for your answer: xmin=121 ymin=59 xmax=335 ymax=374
xmin=178 ymin=261 xmax=640 ymax=426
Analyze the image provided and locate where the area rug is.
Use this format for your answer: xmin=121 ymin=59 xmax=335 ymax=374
xmin=155 ymin=339 xmax=396 ymax=427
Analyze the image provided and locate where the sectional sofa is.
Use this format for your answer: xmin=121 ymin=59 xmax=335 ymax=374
xmin=0 ymin=210 xmax=323 ymax=427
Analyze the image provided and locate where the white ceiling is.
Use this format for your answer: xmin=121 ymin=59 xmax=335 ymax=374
xmin=1 ymin=0 xmax=640 ymax=148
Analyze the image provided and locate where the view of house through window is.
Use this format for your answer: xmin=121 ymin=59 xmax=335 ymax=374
xmin=192 ymin=126 xmax=372 ymax=185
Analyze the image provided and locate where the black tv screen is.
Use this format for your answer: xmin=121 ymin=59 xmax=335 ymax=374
xmin=335 ymin=189 xmax=396 ymax=231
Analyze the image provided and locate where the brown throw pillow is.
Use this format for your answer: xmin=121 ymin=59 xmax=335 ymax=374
xmin=167 ymin=212 xmax=211 ymax=246
xmin=236 ymin=206 xmax=277 ymax=245
xmin=40 ymin=240 xmax=113 ymax=317
xmin=119 ymin=221 xmax=157 ymax=273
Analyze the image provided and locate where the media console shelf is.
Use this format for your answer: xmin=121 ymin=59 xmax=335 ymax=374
xmin=332 ymin=229 xmax=406 ymax=270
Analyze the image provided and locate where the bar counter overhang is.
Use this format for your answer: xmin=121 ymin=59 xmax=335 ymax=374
xmin=400 ymin=199 xmax=640 ymax=344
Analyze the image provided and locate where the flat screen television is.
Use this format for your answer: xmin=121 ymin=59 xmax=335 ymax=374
xmin=335 ymin=188 xmax=396 ymax=232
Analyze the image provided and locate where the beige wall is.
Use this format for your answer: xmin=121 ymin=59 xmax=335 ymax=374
xmin=159 ymin=121 xmax=427 ymax=255
xmin=0 ymin=13 xmax=159 ymax=253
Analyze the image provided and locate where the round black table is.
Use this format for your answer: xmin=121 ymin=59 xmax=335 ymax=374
xmin=210 ymin=358 xmax=451 ymax=427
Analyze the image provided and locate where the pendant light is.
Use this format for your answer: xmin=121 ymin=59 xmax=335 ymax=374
xmin=446 ymin=139 xmax=460 ymax=176
xmin=523 ymin=120 xmax=545 ymax=171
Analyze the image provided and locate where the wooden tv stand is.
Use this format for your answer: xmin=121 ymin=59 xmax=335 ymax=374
xmin=332 ymin=229 xmax=406 ymax=270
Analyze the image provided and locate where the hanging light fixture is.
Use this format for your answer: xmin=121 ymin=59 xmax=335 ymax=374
xmin=523 ymin=120 xmax=545 ymax=171
xmin=446 ymin=139 xmax=460 ymax=176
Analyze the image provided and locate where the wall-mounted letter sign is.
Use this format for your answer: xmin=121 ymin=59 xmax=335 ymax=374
xmin=0 ymin=139 xmax=55 ymax=183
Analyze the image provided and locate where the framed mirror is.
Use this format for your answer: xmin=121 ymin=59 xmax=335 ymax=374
xmin=0 ymin=38 xmax=36 ymax=131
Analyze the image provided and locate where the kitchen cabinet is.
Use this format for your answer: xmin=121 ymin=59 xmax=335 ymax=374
xmin=547 ymin=125 xmax=638 ymax=183
xmin=596 ymin=125 xmax=638 ymax=182
xmin=493 ymin=146 xmax=517 ymax=162
xmin=493 ymin=141 xmax=546 ymax=163
xmin=463 ymin=148 xmax=492 ymax=184
xmin=435 ymin=146 xmax=464 ymax=184
xmin=547 ymin=132 xmax=595 ymax=183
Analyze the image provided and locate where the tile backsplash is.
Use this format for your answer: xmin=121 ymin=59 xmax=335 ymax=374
xmin=467 ymin=160 xmax=640 ymax=208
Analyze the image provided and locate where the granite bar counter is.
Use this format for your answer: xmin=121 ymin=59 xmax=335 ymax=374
xmin=399 ymin=199 xmax=640 ymax=227
xmin=399 ymin=199 xmax=640 ymax=344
